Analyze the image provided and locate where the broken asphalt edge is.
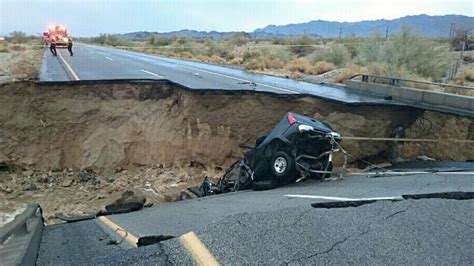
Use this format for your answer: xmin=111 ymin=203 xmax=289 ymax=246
xmin=3 ymin=79 xmax=470 ymax=118
xmin=0 ymin=204 xmax=44 ymax=265
xmin=311 ymin=191 xmax=474 ymax=208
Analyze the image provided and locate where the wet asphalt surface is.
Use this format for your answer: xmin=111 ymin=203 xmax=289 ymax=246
xmin=37 ymin=172 xmax=474 ymax=264
xmin=39 ymin=44 xmax=401 ymax=104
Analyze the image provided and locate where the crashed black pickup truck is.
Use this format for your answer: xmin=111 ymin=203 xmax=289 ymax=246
xmin=193 ymin=112 xmax=342 ymax=196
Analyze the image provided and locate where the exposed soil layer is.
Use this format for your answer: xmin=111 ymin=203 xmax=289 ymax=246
xmin=0 ymin=80 xmax=472 ymax=222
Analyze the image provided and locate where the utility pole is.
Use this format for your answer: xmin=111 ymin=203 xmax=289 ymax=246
xmin=339 ymin=27 xmax=342 ymax=39
xmin=385 ymin=25 xmax=389 ymax=39
xmin=449 ymin=23 xmax=456 ymax=38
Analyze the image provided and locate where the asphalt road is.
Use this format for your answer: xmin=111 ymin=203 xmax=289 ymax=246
xmin=37 ymin=171 xmax=473 ymax=264
xmin=107 ymin=172 xmax=473 ymax=238
xmin=39 ymin=43 xmax=402 ymax=105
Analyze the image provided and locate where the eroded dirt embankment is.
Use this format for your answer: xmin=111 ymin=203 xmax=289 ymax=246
xmin=0 ymin=80 xmax=472 ymax=222
xmin=1 ymin=81 xmax=472 ymax=171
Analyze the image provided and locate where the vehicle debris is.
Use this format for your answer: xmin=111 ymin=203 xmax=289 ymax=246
xmin=192 ymin=112 xmax=342 ymax=196
xmin=55 ymin=190 xmax=148 ymax=222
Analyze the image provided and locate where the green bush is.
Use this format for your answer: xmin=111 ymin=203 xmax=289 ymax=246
xmin=312 ymin=45 xmax=351 ymax=66
xmin=242 ymin=51 xmax=261 ymax=62
xmin=271 ymin=37 xmax=287 ymax=45
xmin=7 ymin=31 xmax=28 ymax=44
xmin=149 ymin=35 xmax=173 ymax=46
xmin=355 ymin=27 xmax=454 ymax=81
xmin=205 ymin=42 xmax=232 ymax=60
xmin=230 ymin=32 xmax=250 ymax=46
xmin=288 ymin=35 xmax=316 ymax=56
xmin=384 ymin=26 xmax=453 ymax=80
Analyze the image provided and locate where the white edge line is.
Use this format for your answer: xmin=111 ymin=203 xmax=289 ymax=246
xmin=141 ymin=69 xmax=164 ymax=78
xmin=284 ymin=195 xmax=404 ymax=201
xmin=57 ymin=51 xmax=80 ymax=81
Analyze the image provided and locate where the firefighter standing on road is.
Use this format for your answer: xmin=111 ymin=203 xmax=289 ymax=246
xmin=67 ymin=36 xmax=73 ymax=56
xmin=50 ymin=37 xmax=57 ymax=56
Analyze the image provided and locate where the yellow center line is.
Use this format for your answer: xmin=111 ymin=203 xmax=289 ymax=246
xmin=179 ymin=231 xmax=220 ymax=266
xmin=97 ymin=216 xmax=138 ymax=248
xmin=57 ymin=50 xmax=80 ymax=81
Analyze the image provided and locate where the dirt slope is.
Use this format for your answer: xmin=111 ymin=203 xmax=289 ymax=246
xmin=0 ymin=80 xmax=472 ymax=222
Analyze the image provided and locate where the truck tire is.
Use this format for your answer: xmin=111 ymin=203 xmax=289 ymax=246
xmin=270 ymin=151 xmax=296 ymax=182
xmin=252 ymin=180 xmax=277 ymax=191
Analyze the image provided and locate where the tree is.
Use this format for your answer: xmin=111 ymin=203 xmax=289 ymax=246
xmin=8 ymin=31 xmax=28 ymax=44
xmin=231 ymin=32 xmax=250 ymax=46
xmin=451 ymin=24 xmax=473 ymax=51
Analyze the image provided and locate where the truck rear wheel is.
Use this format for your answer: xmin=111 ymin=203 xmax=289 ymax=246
xmin=270 ymin=151 xmax=296 ymax=183
xmin=252 ymin=180 xmax=277 ymax=191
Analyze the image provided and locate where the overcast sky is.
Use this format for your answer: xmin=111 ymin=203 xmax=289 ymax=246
xmin=1 ymin=0 xmax=473 ymax=37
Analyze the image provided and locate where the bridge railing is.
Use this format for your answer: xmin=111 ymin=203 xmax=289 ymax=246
xmin=348 ymin=74 xmax=474 ymax=96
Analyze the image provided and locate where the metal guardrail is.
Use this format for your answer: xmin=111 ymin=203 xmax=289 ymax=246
xmin=349 ymin=74 xmax=474 ymax=93
xmin=0 ymin=204 xmax=44 ymax=265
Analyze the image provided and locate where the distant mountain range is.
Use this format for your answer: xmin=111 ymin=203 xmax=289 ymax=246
xmin=118 ymin=15 xmax=474 ymax=39
xmin=255 ymin=14 xmax=474 ymax=37
xmin=119 ymin=30 xmax=245 ymax=40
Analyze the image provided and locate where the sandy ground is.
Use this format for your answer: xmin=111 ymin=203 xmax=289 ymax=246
xmin=0 ymin=42 xmax=43 ymax=83
xmin=0 ymin=166 xmax=221 ymax=224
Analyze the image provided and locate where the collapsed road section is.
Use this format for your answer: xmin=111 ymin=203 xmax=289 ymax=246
xmin=0 ymin=79 xmax=472 ymax=264
xmin=0 ymin=79 xmax=473 ymax=222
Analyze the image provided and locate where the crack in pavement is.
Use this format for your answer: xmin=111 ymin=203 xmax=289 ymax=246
xmin=288 ymin=202 xmax=416 ymax=264
xmin=306 ymin=234 xmax=353 ymax=259
xmin=385 ymin=205 xmax=411 ymax=220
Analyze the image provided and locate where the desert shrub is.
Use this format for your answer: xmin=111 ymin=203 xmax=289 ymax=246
xmin=450 ymin=24 xmax=473 ymax=51
xmin=150 ymin=35 xmax=173 ymax=46
xmin=229 ymin=57 xmax=243 ymax=65
xmin=7 ymin=31 xmax=28 ymax=44
xmin=355 ymin=27 xmax=454 ymax=81
xmin=287 ymin=58 xmax=312 ymax=73
xmin=384 ymin=27 xmax=453 ymax=80
xmin=244 ymin=58 xmax=265 ymax=71
xmin=285 ymin=58 xmax=334 ymax=75
xmin=9 ymin=45 xmax=26 ymax=51
xmin=310 ymin=61 xmax=336 ymax=75
xmin=230 ymin=32 xmax=250 ymax=46
xmin=288 ymin=35 xmax=315 ymax=56
xmin=176 ymin=37 xmax=188 ymax=45
xmin=263 ymin=58 xmax=285 ymax=69
xmin=312 ymin=45 xmax=351 ymax=66
xmin=343 ymin=35 xmax=364 ymax=59
xmin=356 ymin=34 xmax=384 ymax=64
xmin=335 ymin=65 xmax=369 ymax=83
xmin=463 ymin=54 xmax=474 ymax=63
xmin=206 ymin=42 xmax=232 ymax=60
xmin=242 ymin=51 xmax=261 ymax=62
xmin=271 ymin=37 xmax=287 ymax=45
xmin=464 ymin=69 xmax=474 ymax=81
xmin=92 ymin=34 xmax=129 ymax=47
xmin=0 ymin=43 xmax=9 ymax=53
xmin=208 ymin=55 xmax=227 ymax=64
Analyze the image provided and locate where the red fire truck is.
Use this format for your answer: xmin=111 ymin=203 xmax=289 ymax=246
xmin=43 ymin=25 xmax=69 ymax=47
